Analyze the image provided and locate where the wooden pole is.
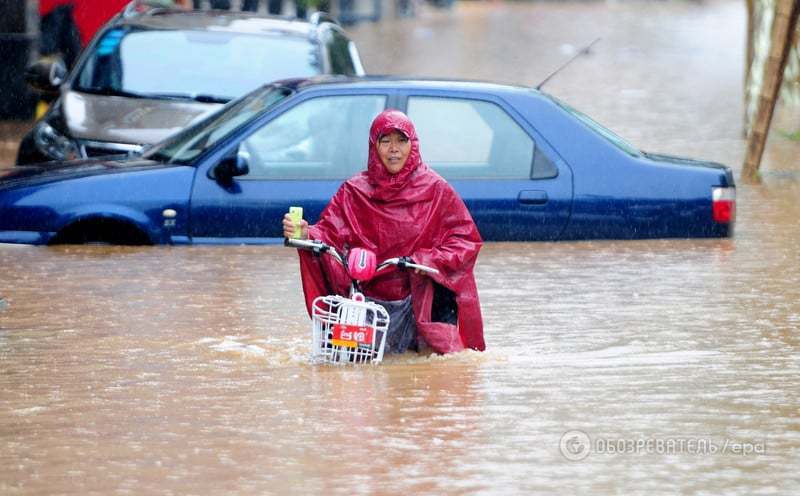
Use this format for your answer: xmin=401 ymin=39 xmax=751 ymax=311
xmin=745 ymin=0 xmax=754 ymax=135
xmin=742 ymin=0 xmax=800 ymax=183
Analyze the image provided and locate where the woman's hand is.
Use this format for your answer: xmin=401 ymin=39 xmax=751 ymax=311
xmin=399 ymin=256 xmax=428 ymax=276
xmin=282 ymin=214 xmax=309 ymax=240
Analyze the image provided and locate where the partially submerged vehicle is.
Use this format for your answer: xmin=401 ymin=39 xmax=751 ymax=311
xmin=1 ymin=77 xmax=734 ymax=244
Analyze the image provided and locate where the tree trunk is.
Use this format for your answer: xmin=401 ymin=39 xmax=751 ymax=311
xmin=746 ymin=0 xmax=755 ymax=129
xmin=742 ymin=0 xmax=800 ymax=183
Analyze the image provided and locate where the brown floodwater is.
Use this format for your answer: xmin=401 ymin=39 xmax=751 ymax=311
xmin=2 ymin=1 xmax=800 ymax=494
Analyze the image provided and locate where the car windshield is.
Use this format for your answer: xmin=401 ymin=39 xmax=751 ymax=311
xmin=143 ymin=85 xmax=293 ymax=164
xmin=548 ymin=96 xmax=641 ymax=157
xmin=74 ymin=27 xmax=320 ymax=101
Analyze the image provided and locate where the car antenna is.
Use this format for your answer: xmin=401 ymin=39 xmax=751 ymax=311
xmin=535 ymin=37 xmax=601 ymax=91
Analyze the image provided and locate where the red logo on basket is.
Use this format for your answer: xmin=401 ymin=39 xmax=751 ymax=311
xmin=332 ymin=324 xmax=374 ymax=347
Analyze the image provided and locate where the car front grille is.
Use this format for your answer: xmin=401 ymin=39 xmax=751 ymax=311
xmin=77 ymin=139 xmax=143 ymax=159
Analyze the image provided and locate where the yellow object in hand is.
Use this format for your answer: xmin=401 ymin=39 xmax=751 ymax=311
xmin=288 ymin=206 xmax=303 ymax=239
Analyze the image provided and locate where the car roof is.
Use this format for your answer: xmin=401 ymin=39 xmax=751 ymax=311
xmin=115 ymin=10 xmax=323 ymax=38
xmin=276 ymin=75 xmax=542 ymax=98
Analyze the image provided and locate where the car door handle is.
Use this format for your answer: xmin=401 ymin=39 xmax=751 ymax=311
xmin=518 ymin=190 xmax=548 ymax=205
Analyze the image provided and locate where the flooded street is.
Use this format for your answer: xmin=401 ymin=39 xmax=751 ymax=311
xmin=2 ymin=1 xmax=800 ymax=494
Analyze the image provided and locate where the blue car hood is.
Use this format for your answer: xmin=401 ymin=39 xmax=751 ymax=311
xmin=0 ymin=159 xmax=177 ymax=190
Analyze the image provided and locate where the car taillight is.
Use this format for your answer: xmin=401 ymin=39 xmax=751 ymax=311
xmin=712 ymin=187 xmax=735 ymax=224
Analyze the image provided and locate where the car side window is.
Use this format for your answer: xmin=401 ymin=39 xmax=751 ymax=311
xmin=241 ymin=95 xmax=386 ymax=179
xmin=406 ymin=96 xmax=557 ymax=180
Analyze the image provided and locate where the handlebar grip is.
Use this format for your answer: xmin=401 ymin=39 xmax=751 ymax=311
xmin=377 ymin=257 xmax=439 ymax=274
xmin=284 ymin=237 xmax=318 ymax=249
xmin=284 ymin=237 xmax=343 ymax=264
xmin=405 ymin=263 xmax=439 ymax=275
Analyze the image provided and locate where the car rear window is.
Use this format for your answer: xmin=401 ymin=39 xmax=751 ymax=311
xmin=549 ymin=96 xmax=641 ymax=157
xmin=75 ymin=27 xmax=321 ymax=100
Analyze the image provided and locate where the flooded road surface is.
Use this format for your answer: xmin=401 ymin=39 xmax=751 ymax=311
xmin=3 ymin=1 xmax=800 ymax=494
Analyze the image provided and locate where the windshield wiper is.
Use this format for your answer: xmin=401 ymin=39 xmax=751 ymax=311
xmin=147 ymin=92 xmax=233 ymax=104
xmin=77 ymin=87 xmax=154 ymax=99
xmin=189 ymin=94 xmax=232 ymax=104
xmin=76 ymin=87 xmax=232 ymax=103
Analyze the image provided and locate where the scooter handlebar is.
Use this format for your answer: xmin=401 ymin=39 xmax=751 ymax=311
xmin=377 ymin=257 xmax=439 ymax=275
xmin=284 ymin=238 xmax=343 ymax=264
xmin=284 ymin=238 xmax=438 ymax=275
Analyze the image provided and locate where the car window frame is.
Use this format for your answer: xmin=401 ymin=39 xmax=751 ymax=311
xmin=396 ymin=91 xmax=559 ymax=181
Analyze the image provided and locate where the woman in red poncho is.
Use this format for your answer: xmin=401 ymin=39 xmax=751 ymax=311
xmin=282 ymin=109 xmax=484 ymax=354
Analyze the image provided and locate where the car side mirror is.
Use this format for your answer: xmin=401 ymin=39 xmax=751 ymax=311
xmin=25 ymin=57 xmax=67 ymax=94
xmin=214 ymin=148 xmax=250 ymax=182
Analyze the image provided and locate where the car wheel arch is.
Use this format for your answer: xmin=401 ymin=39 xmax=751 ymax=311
xmin=50 ymin=213 xmax=154 ymax=245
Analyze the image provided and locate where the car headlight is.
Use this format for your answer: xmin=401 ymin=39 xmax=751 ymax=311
xmin=33 ymin=121 xmax=81 ymax=161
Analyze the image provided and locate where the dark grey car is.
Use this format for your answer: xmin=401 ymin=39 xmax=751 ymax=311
xmin=17 ymin=6 xmax=364 ymax=165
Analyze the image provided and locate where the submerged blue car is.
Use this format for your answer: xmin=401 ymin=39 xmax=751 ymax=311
xmin=0 ymin=77 xmax=735 ymax=245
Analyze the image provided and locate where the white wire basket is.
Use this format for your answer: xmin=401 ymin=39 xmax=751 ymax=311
xmin=310 ymin=293 xmax=390 ymax=365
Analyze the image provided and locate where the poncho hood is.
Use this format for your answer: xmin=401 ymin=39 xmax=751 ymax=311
xmin=297 ymin=110 xmax=485 ymax=354
xmin=366 ymin=109 xmax=424 ymax=201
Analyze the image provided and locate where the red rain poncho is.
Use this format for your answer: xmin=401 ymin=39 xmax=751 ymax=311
xmin=297 ymin=109 xmax=485 ymax=353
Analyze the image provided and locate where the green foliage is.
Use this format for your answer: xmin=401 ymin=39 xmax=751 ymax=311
xmin=778 ymin=129 xmax=800 ymax=141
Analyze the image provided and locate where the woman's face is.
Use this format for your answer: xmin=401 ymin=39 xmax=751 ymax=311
xmin=377 ymin=130 xmax=411 ymax=174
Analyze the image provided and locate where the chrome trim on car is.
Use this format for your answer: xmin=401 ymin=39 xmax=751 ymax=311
xmin=77 ymin=140 xmax=143 ymax=158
